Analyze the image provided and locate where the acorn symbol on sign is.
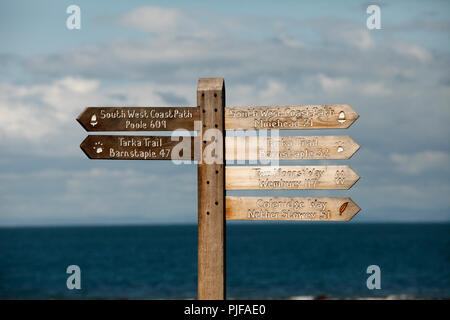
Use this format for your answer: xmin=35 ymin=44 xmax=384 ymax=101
xmin=90 ymin=114 xmax=98 ymax=126
xmin=335 ymin=140 xmax=345 ymax=153
xmin=338 ymin=111 xmax=346 ymax=123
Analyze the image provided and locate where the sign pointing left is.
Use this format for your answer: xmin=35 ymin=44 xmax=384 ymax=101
xmin=80 ymin=135 xmax=195 ymax=160
xmin=77 ymin=107 xmax=200 ymax=131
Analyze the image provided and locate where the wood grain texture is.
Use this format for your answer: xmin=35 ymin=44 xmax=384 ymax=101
xmin=226 ymin=165 xmax=359 ymax=190
xmin=80 ymin=135 xmax=194 ymax=160
xmin=225 ymin=105 xmax=358 ymax=130
xmin=197 ymin=78 xmax=226 ymax=300
xmin=77 ymin=107 xmax=199 ymax=131
xmin=226 ymin=196 xmax=360 ymax=221
xmin=225 ymin=135 xmax=359 ymax=161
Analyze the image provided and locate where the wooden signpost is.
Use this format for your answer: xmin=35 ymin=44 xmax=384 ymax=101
xmin=197 ymin=78 xmax=226 ymax=300
xmin=78 ymin=77 xmax=360 ymax=300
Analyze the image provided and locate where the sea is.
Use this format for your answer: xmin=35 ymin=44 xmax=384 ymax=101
xmin=0 ymin=223 xmax=449 ymax=299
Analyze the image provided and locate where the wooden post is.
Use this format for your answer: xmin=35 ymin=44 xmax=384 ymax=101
xmin=197 ymin=78 xmax=226 ymax=300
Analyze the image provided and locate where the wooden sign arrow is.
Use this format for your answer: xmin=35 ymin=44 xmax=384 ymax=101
xmin=225 ymin=135 xmax=359 ymax=160
xmin=225 ymin=104 xmax=358 ymax=130
xmin=226 ymin=165 xmax=359 ymax=190
xmin=226 ymin=196 xmax=360 ymax=221
xmin=80 ymin=135 xmax=195 ymax=160
xmin=77 ymin=107 xmax=200 ymax=131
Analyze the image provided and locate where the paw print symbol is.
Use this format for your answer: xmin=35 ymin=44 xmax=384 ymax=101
xmin=93 ymin=142 xmax=103 ymax=154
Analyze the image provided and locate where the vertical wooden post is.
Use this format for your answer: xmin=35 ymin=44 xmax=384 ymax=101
xmin=197 ymin=78 xmax=226 ymax=300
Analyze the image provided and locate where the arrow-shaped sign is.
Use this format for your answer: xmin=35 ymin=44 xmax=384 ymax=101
xmin=77 ymin=107 xmax=200 ymax=131
xmin=225 ymin=135 xmax=359 ymax=160
xmin=77 ymin=105 xmax=358 ymax=132
xmin=225 ymin=104 xmax=358 ymax=130
xmin=226 ymin=165 xmax=359 ymax=190
xmin=226 ymin=196 xmax=360 ymax=221
xmin=80 ymin=135 xmax=195 ymax=160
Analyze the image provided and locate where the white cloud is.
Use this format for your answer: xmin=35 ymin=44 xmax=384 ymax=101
xmin=0 ymin=167 xmax=197 ymax=225
xmin=316 ymin=74 xmax=391 ymax=96
xmin=317 ymin=74 xmax=352 ymax=93
xmin=360 ymin=82 xmax=392 ymax=96
xmin=120 ymin=5 xmax=217 ymax=40
xmin=0 ymin=77 xmax=99 ymax=141
xmin=278 ymin=33 xmax=304 ymax=48
xmin=58 ymin=77 xmax=99 ymax=93
xmin=121 ymin=6 xmax=185 ymax=34
xmin=317 ymin=23 xmax=375 ymax=51
xmin=393 ymin=42 xmax=432 ymax=63
xmin=258 ymin=79 xmax=289 ymax=103
xmin=0 ymin=78 xmax=192 ymax=154
xmin=390 ymin=151 xmax=450 ymax=175
xmin=0 ymin=5 xmax=449 ymax=224
xmin=341 ymin=29 xmax=375 ymax=51
xmin=356 ymin=182 xmax=450 ymax=212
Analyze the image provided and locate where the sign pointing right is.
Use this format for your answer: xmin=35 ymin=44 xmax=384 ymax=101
xmin=226 ymin=196 xmax=361 ymax=221
xmin=225 ymin=104 xmax=359 ymax=130
xmin=225 ymin=135 xmax=360 ymax=160
xmin=226 ymin=165 xmax=359 ymax=190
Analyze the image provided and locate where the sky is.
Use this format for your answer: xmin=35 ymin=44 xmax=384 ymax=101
xmin=0 ymin=0 xmax=449 ymax=226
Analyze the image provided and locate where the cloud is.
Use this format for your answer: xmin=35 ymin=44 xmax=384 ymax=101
xmin=0 ymin=77 xmax=98 ymax=141
xmin=0 ymin=5 xmax=449 ymax=224
xmin=278 ymin=33 xmax=304 ymax=48
xmin=119 ymin=5 xmax=217 ymax=39
xmin=390 ymin=151 xmax=450 ymax=175
xmin=360 ymin=82 xmax=392 ymax=96
xmin=341 ymin=29 xmax=375 ymax=51
xmin=0 ymin=167 xmax=197 ymax=226
xmin=393 ymin=43 xmax=432 ymax=63
xmin=317 ymin=74 xmax=352 ymax=93
xmin=314 ymin=19 xmax=375 ymax=51
xmin=316 ymin=74 xmax=391 ymax=96
xmin=0 ymin=77 xmax=194 ymax=155
xmin=121 ymin=6 xmax=186 ymax=34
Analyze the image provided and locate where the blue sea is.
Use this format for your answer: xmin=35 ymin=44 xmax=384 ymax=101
xmin=0 ymin=223 xmax=449 ymax=299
